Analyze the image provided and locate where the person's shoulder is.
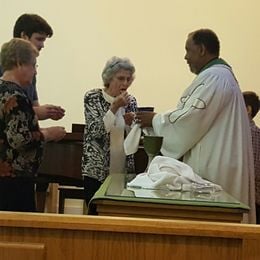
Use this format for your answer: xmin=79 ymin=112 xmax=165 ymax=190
xmin=251 ymin=121 xmax=260 ymax=133
xmin=253 ymin=122 xmax=260 ymax=132
xmin=130 ymin=94 xmax=137 ymax=102
xmin=0 ymin=80 xmax=27 ymax=98
xmin=201 ymin=64 xmax=231 ymax=76
xmin=0 ymin=80 xmax=18 ymax=91
xmin=85 ymin=88 xmax=102 ymax=94
xmin=84 ymin=88 xmax=102 ymax=98
xmin=25 ymin=82 xmax=37 ymax=94
xmin=199 ymin=64 xmax=237 ymax=87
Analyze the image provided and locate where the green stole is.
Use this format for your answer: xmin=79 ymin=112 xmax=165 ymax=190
xmin=199 ymin=58 xmax=231 ymax=74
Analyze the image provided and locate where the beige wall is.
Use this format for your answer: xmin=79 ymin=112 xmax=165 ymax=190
xmin=0 ymin=0 xmax=259 ymax=130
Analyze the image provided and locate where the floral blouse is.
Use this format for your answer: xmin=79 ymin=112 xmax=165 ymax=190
xmin=0 ymin=80 xmax=44 ymax=177
xmin=82 ymin=88 xmax=137 ymax=182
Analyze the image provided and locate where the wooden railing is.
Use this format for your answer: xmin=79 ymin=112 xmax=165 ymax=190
xmin=0 ymin=212 xmax=260 ymax=259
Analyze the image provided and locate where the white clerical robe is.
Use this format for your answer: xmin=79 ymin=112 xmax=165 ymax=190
xmin=152 ymin=64 xmax=255 ymax=223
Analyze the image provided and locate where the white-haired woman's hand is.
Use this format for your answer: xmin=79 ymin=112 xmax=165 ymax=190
xmin=124 ymin=112 xmax=136 ymax=126
xmin=110 ymin=91 xmax=131 ymax=114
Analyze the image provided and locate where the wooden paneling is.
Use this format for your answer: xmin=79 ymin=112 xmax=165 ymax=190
xmin=0 ymin=241 xmax=45 ymax=260
xmin=94 ymin=200 xmax=244 ymax=222
xmin=0 ymin=212 xmax=260 ymax=259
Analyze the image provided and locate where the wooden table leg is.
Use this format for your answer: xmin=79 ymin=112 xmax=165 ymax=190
xmin=45 ymin=183 xmax=59 ymax=213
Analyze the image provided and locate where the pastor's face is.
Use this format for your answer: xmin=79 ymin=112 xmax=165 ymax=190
xmin=184 ymin=35 xmax=204 ymax=74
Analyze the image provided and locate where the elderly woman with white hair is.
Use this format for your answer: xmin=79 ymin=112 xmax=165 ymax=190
xmin=82 ymin=56 xmax=138 ymax=205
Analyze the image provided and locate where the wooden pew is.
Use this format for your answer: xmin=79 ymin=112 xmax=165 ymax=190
xmin=0 ymin=212 xmax=260 ymax=260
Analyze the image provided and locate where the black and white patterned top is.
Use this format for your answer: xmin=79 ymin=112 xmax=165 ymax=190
xmin=81 ymin=88 xmax=137 ymax=182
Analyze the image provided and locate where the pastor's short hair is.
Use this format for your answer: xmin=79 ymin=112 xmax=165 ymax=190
xmin=190 ymin=29 xmax=220 ymax=56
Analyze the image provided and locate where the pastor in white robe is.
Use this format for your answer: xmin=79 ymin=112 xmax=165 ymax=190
xmin=152 ymin=62 xmax=255 ymax=223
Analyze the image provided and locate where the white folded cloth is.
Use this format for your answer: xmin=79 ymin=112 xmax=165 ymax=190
xmin=124 ymin=123 xmax=142 ymax=155
xmin=127 ymin=156 xmax=222 ymax=192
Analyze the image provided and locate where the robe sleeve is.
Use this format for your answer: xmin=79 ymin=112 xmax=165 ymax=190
xmin=152 ymin=71 xmax=234 ymax=159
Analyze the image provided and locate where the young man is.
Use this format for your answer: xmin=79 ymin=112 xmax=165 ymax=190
xmin=0 ymin=13 xmax=65 ymax=120
xmin=243 ymin=91 xmax=260 ymax=223
xmin=136 ymin=29 xmax=255 ymax=223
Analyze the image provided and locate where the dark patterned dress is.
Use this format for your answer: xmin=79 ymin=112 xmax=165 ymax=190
xmin=0 ymin=80 xmax=44 ymax=176
xmin=0 ymin=79 xmax=44 ymax=211
xmin=82 ymin=88 xmax=137 ymax=183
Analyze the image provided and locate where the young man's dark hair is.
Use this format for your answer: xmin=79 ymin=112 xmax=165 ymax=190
xmin=13 ymin=14 xmax=53 ymax=38
xmin=243 ymin=91 xmax=260 ymax=118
